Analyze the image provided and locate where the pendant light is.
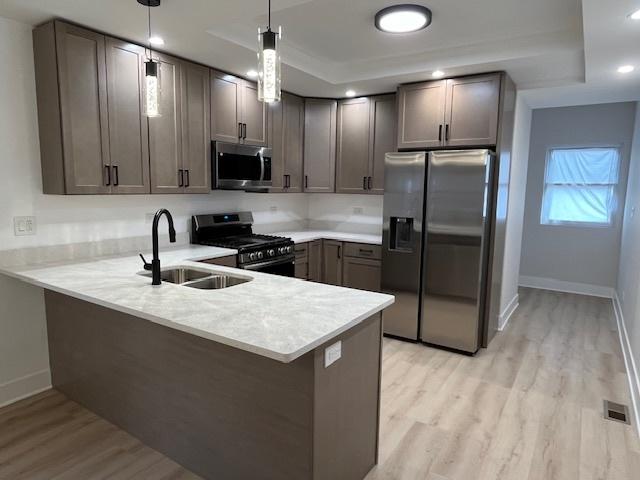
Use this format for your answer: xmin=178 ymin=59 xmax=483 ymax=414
xmin=257 ymin=0 xmax=282 ymax=103
xmin=138 ymin=0 xmax=161 ymax=117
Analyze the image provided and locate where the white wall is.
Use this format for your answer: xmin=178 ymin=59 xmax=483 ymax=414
xmin=519 ymin=102 xmax=637 ymax=293
xmin=307 ymin=194 xmax=383 ymax=234
xmin=498 ymin=94 xmax=532 ymax=328
xmin=616 ymin=102 xmax=640 ymax=428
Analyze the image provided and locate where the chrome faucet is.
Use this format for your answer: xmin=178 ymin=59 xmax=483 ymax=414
xmin=140 ymin=209 xmax=177 ymax=285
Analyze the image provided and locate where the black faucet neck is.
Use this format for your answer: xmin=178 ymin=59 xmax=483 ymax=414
xmin=150 ymin=209 xmax=176 ymax=286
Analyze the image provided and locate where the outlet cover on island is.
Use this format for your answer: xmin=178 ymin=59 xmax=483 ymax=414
xmin=324 ymin=341 xmax=342 ymax=368
xmin=14 ymin=216 xmax=36 ymax=236
xmin=353 ymin=206 xmax=364 ymax=214
xmin=270 ymin=206 xmax=278 ymax=212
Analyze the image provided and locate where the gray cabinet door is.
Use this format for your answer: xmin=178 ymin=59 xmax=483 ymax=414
xmin=241 ymin=81 xmax=268 ymax=146
xmin=267 ymin=100 xmax=285 ymax=192
xmin=55 ymin=22 xmax=111 ymax=194
xmin=304 ymin=99 xmax=337 ymax=193
xmin=181 ymin=61 xmax=211 ymax=193
xmin=336 ymin=97 xmax=370 ymax=194
xmin=343 ymin=257 xmax=381 ymax=292
xmin=149 ymin=52 xmax=183 ymax=194
xmin=368 ymin=94 xmax=396 ymax=194
xmin=308 ymin=240 xmax=322 ymax=282
xmin=444 ymin=74 xmax=501 ymax=147
xmin=397 ymin=80 xmax=446 ymax=150
xmin=210 ymin=70 xmax=241 ymax=144
xmin=105 ymin=38 xmax=149 ymax=194
xmin=322 ymin=240 xmax=343 ymax=286
xmin=283 ymin=93 xmax=304 ymax=192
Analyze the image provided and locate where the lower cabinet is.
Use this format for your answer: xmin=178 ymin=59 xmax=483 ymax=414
xmin=322 ymin=240 xmax=343 ymax=286
xmin=342 ymin=257 xmax=381 ymax=292
xmin=294 ymin=240 xmax=323 ymax=282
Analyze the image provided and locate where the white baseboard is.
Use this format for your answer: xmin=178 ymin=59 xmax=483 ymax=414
xmin=612 ymin=293 xmax=640 ymax=437
xmin=498 ymin=294 xmax=519 ymax=331
xmin=519 ymin=275 xmax=614 ymax=298
xmin=0 ymin=369 xmax=51 ymax=408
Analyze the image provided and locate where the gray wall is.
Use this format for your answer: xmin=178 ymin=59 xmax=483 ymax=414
xmin=520 ymin=102 xmax=637 ymax=290
xmin=616 ymin=102 xmax=640 ymax=424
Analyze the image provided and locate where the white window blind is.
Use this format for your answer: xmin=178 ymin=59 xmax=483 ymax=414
xmin=540 ymin=147 xmax=620 ymax=226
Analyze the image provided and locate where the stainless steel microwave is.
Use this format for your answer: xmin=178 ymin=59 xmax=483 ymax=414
xmin=213 ymin=141 xmax=272 ymax=190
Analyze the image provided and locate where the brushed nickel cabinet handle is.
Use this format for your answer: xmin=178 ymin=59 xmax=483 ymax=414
xmin=185 ymin=169 xmax=190 ymax=187
xmin=368 ymin=176 xmax=372 ymax=190
xmin=304 ymin=175 xmax=308 ymax=189
xmin=112 ymin=165 xmax=119 ymax=186
xmin=104 ymin=165 xmax=111 ymax=186
xmin=178 ymin=169 xmax=184 ymax=187
xmin=438 ymin=124 xmax=443 ymax=142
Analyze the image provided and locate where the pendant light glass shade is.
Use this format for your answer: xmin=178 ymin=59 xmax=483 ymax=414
xmin=144 ymin=59 xmax=161 ymax=117
xmin=257 ymin=27 xmax=281 ymax=103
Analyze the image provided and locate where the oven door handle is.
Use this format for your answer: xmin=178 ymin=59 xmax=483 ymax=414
xmin=242 ymin=256 xmax=295 ymax=271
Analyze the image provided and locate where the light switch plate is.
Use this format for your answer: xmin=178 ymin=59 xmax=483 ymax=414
xmin=14 ymin=216 xmax=36 ymax=236
xmin=353 ymin=206 xmax=364 ymax=214
xmin=324 ymin=341 xmax=342 ymax=368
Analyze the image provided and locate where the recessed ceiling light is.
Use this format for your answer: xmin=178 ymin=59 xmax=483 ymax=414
xmin=618 ymin=65 xmax=635 ymax=73
xmin=375 ymin=4 xmax=432 ymax=33
xmin=629 ymin=9 xmax=640 ymax=20
xmin=345 ymin=90 xmax=356 ymax=97
xmin=149 ymin=35 xmax=164 ymax=46
xmin=247 ymin=69 xmax=259 ymax=78
xmin=432 ymin=70 xmax=445 ymax=78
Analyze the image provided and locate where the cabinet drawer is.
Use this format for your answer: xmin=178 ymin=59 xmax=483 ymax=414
xmin=344 ymin=243 xmax=381 ymax=260
xmin=294 ymin=242 xmax=308 ymax=260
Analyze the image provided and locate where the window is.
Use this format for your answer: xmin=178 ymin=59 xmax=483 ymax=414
xmin=541 ymin=147 xmax=620 ymax=226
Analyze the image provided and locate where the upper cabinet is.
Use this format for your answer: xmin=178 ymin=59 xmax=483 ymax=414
xmin=105 ymin=38 xmax=150 ymax=194
xmin=34 ymin=21 xmax=111 ymax=194
xmin=303 ymin=99 xmax=337 ymax=193
xmin=33 ymin=21 xmax=210 ymax=195
xmin=210 ymin=70 xmax=267 ymax=146
xmin=269 ymin=92 xmax=305 ymax=192
xmin=335 ymin=94 xmax=396 ymax=195
xmin=397 ymin=73 xmax=502 ymax=149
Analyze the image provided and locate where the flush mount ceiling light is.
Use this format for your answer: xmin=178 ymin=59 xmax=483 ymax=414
xmin=137 ymin=0 xmax=162 ymax=117
xmin=375 ymin=4 xmax=432 ymax=33
xmin=618 ymin=65 xmax=635 ymax=73
xmin=257 ymin=0 xmax=282 ymax=103
xmin=432 ymin=70 xmax=445 ymax=78
xmin=149 ymin=35 xmax=164 ymax=46
xmin=246 ymin=69 xmax=259 ymax=78
xmin=629 ymin=9 xmax=640 ymax=20
xmin=345 ymin=89 xmax=356 ymax=97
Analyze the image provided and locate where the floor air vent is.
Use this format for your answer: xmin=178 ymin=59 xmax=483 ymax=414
xmin=603 ymin=400 xmax=630 ymax=425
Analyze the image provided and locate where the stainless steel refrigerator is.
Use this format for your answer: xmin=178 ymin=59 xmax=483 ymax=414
xmin=381 ymin=150 xmax=494 ymax=353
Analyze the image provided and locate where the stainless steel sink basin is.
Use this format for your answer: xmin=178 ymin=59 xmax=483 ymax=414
xmin=140 ymin=267 xmax=211 ymax=284
xmin=138 ymin=266 xmax=251 ymax=290
xmin=184 ymin=275 xmax=250 ymax=290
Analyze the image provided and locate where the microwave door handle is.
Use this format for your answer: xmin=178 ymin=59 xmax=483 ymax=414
xmin=259 ymin=153 xmax=265 ymax=181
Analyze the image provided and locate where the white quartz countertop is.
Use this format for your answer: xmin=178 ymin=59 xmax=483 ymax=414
xmin=274 ymin=230 xmax=382 ymax=245
xmin=0 ymin=244 xmax=393 ymax=363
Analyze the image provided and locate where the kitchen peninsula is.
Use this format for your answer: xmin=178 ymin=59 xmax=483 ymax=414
xmin=0 ymin=245 xmax=394 ymax=480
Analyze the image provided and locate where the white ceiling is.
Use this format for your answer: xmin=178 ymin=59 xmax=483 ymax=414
xmin=0 ymin=0 xmax=637 ymax=106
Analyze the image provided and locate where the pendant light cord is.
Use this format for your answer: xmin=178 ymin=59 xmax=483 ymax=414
xmin=148 ymin=4 xmax=152 ymax=54
xmin=268 ymin=0 xmax=271 ymax=31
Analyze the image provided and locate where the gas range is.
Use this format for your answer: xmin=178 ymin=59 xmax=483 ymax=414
xmin=191 ymin=212 xmax=295 ymax=274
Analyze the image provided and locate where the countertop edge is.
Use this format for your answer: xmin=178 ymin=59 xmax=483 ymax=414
xmin=0 ymin=267 xmax=394 ymax=363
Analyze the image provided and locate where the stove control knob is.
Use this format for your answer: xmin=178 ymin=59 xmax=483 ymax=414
xmin=268 ymin=249 xmax=275 ymax=257
xmin=257 ymin=251 xmax=264 ymax=260
xmin=249 ymin=253 xmax=257 ymax=261
xmin=278 ymin=247 xmax=284 ymax=254
xmin=286 ymin=246 xmax=293 ymax=254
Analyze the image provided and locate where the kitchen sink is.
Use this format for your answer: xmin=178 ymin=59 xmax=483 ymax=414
xmin=138 ymin=266 xmax=251 ymax=290
xmin=140 ymin=267 xmax=211 ymax=284
xmin=184 ymin=275 xmax=250 ymax=290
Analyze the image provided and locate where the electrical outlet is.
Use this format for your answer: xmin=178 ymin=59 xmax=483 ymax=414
xmin=14 ymin=216 xmax=36 ymax=236
xmin=270 ymin=205 xmax=278 ymax=212
xmin=353 ymin=206 xmax=364 ymax=215
xmin=324 ymin=341 xmax=342 ymax=368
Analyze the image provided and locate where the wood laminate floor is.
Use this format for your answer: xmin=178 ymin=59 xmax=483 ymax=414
xmin=1 ymin=288 xmax=639 ymax=479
